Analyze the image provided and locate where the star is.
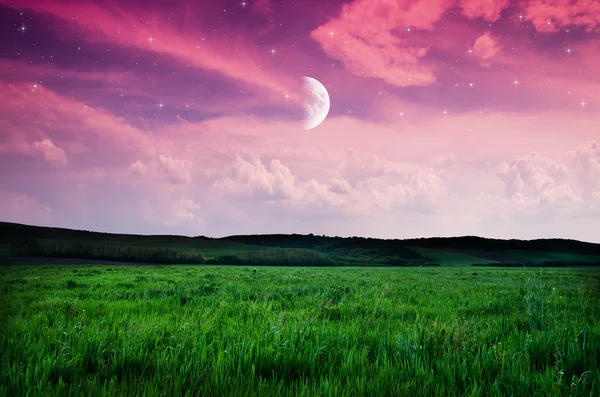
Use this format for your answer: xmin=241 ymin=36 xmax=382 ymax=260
xmin=406 ymin=27 xmax=412 ymax=33
xmin=149 ymin=37 xmax=154 ymax=43
xmin=19 ymin=24 xmax=27 ymax=33
xmin=443 ymin=109 xmax=449 ymax=115
xmin=241 ymin=1 xmax=248 ymax=7
xmin=284 ymin=94 xmax=289 ymax=100
xmin=580 ymin=100 xmax=586 ymax=108
xmin=270 ymin=47 xmax=277 ymax=56
xmin=513 ymin=79 xmax=519 ymax=86
xmin=565 ymin=47 xmax=572 ymax=55
xmin=158 ymin=102 xmax=164 ymax=108
xmin=329 ymin=31 xmax=334 ymax=37
xmin=469 ymin=82 xmax=474 ymax=88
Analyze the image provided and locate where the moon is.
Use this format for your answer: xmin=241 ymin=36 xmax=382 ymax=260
xmin=303 ymin=76 xmax=330 ymax=130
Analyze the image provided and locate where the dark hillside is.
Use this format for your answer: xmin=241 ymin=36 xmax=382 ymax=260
xmin=1 ymin=222 xmax=600 ymax=266
xmin=404 ymin=236 xmax=600 ymax=256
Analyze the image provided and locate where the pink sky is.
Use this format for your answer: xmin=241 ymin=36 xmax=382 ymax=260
xmin=1 ymin=0 xmax=599 ymax=241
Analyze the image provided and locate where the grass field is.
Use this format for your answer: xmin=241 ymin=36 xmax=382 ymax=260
xmin=1 ymin=265 xmax=599 ymax=396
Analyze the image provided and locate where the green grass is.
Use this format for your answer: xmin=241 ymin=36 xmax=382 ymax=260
xmin=1 ymin=265 xmax=599 ymax=396
xmin=408 ymin=247 xmax=499 ymax=266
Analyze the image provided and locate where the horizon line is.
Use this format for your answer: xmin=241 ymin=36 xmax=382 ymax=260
xmin=1 ymin=220 xmax=598 ymax=245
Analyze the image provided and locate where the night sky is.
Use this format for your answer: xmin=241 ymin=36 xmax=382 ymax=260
xmin=1 ymin=0 xmax=599 ymax=241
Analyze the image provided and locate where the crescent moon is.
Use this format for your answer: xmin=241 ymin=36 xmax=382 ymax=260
xmin=303 ymin=76 xmax=330 ymax=130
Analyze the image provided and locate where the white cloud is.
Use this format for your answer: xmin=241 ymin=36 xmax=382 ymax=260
xmin=157 ymin=154 xmax=191 ymax=184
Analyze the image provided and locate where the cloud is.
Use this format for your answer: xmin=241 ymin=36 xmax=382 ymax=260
xmin=0 ymin=82 xmax=151 ymax=169
xmin=1 ymin=0 xmax=295 ymax=98
xmin=461 ymin=0 xmax=510 ymax=22
xmin=170 ymin=198 xmax=202 ymax=224
xmin=539 ymin=184 xmax=583 ymax=207
xmin=370 ymin=168 xmax=446 ymax=212
xmin=472 ymin=31 xmax=502 ymax=66
xmin=213 ymin=156 xmax=295 ymax=200
xmin=329 ymin=178 xmax=352 ymax=194
xmin=311 ymin=0 xmax=454 ymax=87
xmin=496 ymin=151 xmax=584 ymax=214
xmin=497 ymin=152 xmax=569 ymax=196
xmin=129 ymin=160 xmax=148 ymax=176
xmin=0 ymin=137 xmax=67 ymax=168
xmin=139 ymin=196 xmax=203 ymax=229
xmin=212 ymin=156 xmax=358 ymax=216
xmin=523 ymin=0 xmax=600 ymax=33
xmin=33 ymin=139 xmax=68 ymax=167
xmin=0 ymin=59 xmax=125 ymax=86
xmin=339 ymin=149 xmax=424 ymax=182
xmin=569 ymin=140 xmax=600 ymax=188
xmin=157 ymin=155 xmax=191 ymax=185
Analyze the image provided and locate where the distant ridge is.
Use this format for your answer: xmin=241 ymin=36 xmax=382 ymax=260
xmin=1 ymin=221 xmax=600 ymax=253
xmin=2 ymin=221 xmax=600 ymax=266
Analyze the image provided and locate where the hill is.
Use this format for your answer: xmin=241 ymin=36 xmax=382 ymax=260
xmin=1 ymin=222 xmax=600 ymax=267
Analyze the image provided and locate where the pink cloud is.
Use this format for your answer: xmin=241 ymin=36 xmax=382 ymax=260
xmin=0 ymin=59 xmax=125 ymax=85
xmin=1 ymin=0 xmax=296 ymax=100
xmin=0 ymin=137 xmax=67 ymax=168
xmin=311 ymin=0 xmax=455 ymax=87
xmin=129 ymin=160 xmax=148 ymax=176
xmin=523 ymin=0 xmax=600 ymax=32
xmin=472 ymin=31 xmax=502 ymax=66
xmin=461 ymin=0 xmax=510 ymax=21
xmin=0 ymin=82 xmax=151 ymax=168
xmin=33 ymin=139 xmax=68 ymax=167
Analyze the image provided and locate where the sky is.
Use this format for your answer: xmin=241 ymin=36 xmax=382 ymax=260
xmin=0 ymin=0 xmax=599 ymax=241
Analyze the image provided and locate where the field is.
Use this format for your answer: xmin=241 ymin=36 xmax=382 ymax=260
xmin=1 ymin=265 xmax=599 ymax=396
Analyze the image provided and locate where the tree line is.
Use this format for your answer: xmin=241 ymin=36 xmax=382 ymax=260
xmin=9 ymin=239 xmax=205 ymax=264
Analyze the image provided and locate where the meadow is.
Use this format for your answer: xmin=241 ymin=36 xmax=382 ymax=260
xmin=1 ymin=265 xmax=599 ymax=396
